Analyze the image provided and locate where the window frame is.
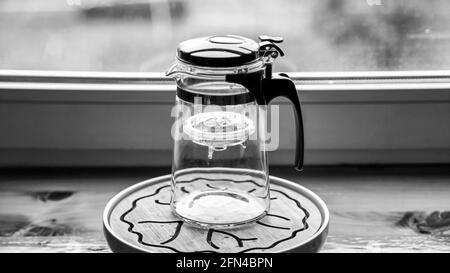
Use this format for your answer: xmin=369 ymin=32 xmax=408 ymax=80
xmin=0 ymin=69 xmax=449 ymax=167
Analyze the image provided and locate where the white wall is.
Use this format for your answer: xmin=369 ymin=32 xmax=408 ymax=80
xmin=1 ymin=76 xmax=449 ymax=167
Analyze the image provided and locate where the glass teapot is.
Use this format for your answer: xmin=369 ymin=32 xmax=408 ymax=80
xmin=166 ymin=35 xmax=303 ymax=229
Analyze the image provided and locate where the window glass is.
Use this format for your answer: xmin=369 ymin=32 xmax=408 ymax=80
xmin=1 ymin=0 xmax=449 ymax=72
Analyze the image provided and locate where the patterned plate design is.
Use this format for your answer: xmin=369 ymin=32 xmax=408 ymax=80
xmin=103 ymin=175 xmax=329 ymax=253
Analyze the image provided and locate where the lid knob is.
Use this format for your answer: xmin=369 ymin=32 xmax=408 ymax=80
xmin=258 ymin=35 xmax=285 ymax=59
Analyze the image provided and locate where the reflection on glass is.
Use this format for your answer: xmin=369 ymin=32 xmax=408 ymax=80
xmin=0 ymin=0 xmax=449 ymax=71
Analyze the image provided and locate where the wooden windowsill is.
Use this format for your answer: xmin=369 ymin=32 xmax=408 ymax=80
xmin=0 ymin=166 xmax=449 ymax=253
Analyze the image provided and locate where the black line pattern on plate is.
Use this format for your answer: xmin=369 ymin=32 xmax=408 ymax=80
xmin=240 ymin=189 xmax=310 ymax=253
xmin=118 ymin=178 xmax=310 ymax=253
xmin=180 ymin=187 xmax=190 ymax=194
xmin=137 ymin=220 xmax=183 ymax=245
xmin=256 ymin=221 xmax=290 ymax=230
xmin=119 ymin=184 xmax=183 ymax=253
xmin=207 ymin=229 xmax=258 ymax=249
xmin=155 ymin=200 xmax=170 ymax=206
xmin=206 ymin=183 xmax=225 ymax=190
xmin=266 ymin=213 xmax=291 ymax=221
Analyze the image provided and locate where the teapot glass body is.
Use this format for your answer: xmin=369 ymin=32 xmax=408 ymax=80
xmin=171 ymin=75 xmax=270 ymax=228
xmin=167 ymin=35 xmax=304 ymax=229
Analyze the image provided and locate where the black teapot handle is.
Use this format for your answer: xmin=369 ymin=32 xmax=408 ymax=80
xmin=262 ymin=73 xmax=304 ymax=171
xmin=225 ymin=35 xmax=303 ymax=171
xmin=225 ymin=71 xmax=304 ymax=171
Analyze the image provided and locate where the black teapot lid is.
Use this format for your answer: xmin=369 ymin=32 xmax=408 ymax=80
xmin=177 ymin=35 xmax=260 ymax=67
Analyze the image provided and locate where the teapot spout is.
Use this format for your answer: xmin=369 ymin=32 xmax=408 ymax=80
xmin=165 ymin=63 xmax=180 ymax=78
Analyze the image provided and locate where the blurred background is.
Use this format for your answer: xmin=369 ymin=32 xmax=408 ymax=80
xmin=0 ymin=1 xmax=450 ymax=254
xmin=1 ymin=0 xmax=450 ymax=72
